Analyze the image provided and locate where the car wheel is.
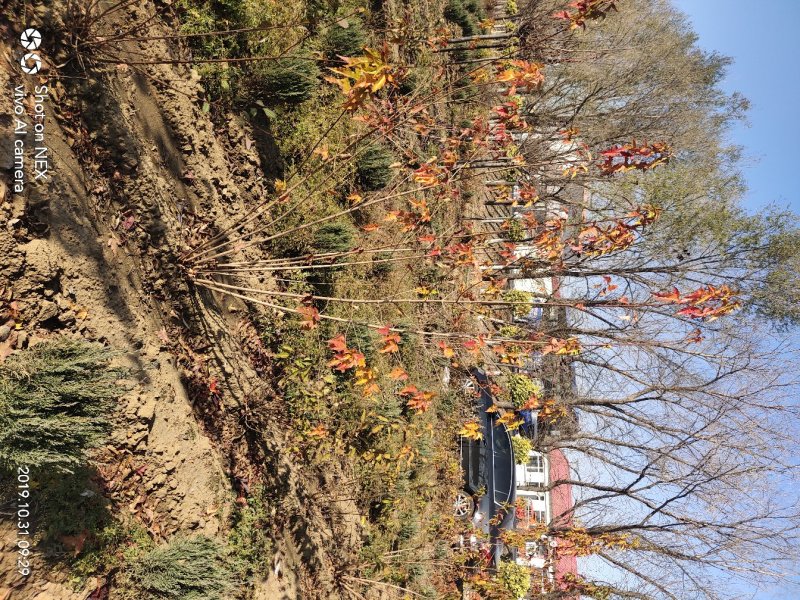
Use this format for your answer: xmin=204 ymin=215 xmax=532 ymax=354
xmin=454 ymin=490 xmax=474 ymax=519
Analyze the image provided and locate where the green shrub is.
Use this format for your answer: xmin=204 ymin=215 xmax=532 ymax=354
xmin=497 ymin=560 xmax=531 ymax=599
xmin=505 ymin=374 xmax=542 ymax=408
xmin=498 ymin=324 xmax=524 ymax=339
xmin=305 ymin=0 xmax=339 ymax=32
xmin=346 ymin=324 xmax=376 ymax=361
xmin=177 ymin=1 xmax=242 ymax=58
xmin=0 ymin=338 xmax=124 ymax=473
xmin=397 ymin=71 xmax=419 ymax=96
xmin=313 ymin=221 xmax=356 ymax=254
xmin=444 ymin=0 xmax=480 ymax=36
xmin=72 ymin=520 xmax=151 ymax=583
xmin=502 ymin=289 xmax=533 ymax=318
xmin=249 ymin=57 xmax=320 ymax=104
xmin=397 ymin=512 xmax=421 ymax=542
xmin=357 ymin=146 xmax=394 ymax=191
xmin=229 ymin=485 xmax=274 ymax=579
xmin=128 ymin=536 xmax=236 ymax=600
xmin=506 ymin=218 xmax=525 ymax=242
xmin=463 ymin=0 xmax=485 ymax=17
xmin=511 ymin=435 xmax=533 ymax=464
xmin=371 ymin=252 xmax=394 ymax=278
xmin=322 ymin=19 xmax=367 ymax=59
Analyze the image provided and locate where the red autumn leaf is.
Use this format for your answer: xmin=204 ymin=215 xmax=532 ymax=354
xmin=380 ymin=336 xmax=400 ymax=354
xmin=541 ymin=337 xmax=582 ymax=356
xmin=378 ymin=324 xmax=402 ymax=354
xmin=676 ymin=306 xmax=705 ymax=319
xmin=463 ymin=336 xmax=486 ymax=357
xmin=686 ymin=328 xmax=704 ymax=344
xmin=308 ymin=424 xmax=329 ymax=438
xmin=121 ymin=214 xmax=136 ymax=231
xmin=298 ymin=305 xmax=320 ymax=330
xmin=328 ymin=348 xmax=365 ymax=372
xmin=87 ymin=582 xmax=110 ymax=600
xmin=328 ymin=334 xmax=348 ymax=352
xmin=407 ymin=389 xmax=435 ymax=413
xmin=652 ymin=287 xmax=684 ymax=304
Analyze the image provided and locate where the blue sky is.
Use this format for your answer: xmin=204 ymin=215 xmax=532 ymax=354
xmin=672 ymin=0 xmax=800 ymax=215
xmin=671 ymin=3 xmax=800 ymax=598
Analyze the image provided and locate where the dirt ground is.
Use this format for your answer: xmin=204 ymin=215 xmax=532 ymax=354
xmin=0 ymin=2 xmax=361 ymax=598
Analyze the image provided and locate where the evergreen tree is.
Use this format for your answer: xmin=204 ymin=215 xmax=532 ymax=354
xmin=0 ymin=337 xmax=125 ymax=473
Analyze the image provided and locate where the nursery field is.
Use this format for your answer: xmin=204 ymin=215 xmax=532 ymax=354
xmin=1 ymin=1 xmax=799 ymax=599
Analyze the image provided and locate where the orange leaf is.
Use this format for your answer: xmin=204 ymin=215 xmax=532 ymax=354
xmin=389 ymin=366 xmax=409 ymax=380
xmin=437 ymin=340 xmax=455 ymax=358
xmin=308 ymin=424 xmax=329 ymax=438
xmin=328 ymin=334 xmax=348 ymax=352
xmin=398 ymin=384 xmax=419 ymax=396
xmin=407 ymin=390 xmax=435 ymax=413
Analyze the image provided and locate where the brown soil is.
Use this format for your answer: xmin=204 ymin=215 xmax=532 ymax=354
xmin=0 ymin=2 xmax=359 ymax=599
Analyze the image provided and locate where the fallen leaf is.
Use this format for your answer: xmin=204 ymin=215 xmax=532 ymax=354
xmin=59 ymin=529 xmax=89 ymax=557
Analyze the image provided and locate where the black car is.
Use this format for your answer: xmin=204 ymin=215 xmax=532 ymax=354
xmin=456 ymin=369 xmax=517 ymax=565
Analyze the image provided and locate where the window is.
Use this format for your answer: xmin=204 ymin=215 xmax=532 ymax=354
xmin=525 ymin=541 xmax=547 ymax=557
xmin=517 ymin=498 xmax=549 ymax=528
xmin=526 ymin=453 xmax=544 ymax=476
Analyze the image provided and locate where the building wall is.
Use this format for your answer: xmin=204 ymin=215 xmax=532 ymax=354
xmin=548 ymin=448 xmax=578 ymax=581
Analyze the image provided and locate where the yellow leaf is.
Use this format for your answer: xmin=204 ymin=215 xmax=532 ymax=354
xmin=459 ymin=421 xmax=483 ymax=440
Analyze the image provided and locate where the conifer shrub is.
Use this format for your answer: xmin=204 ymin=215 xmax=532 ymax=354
xmin=313 ymin=221 xmax=356 ymax=254
xmin=347 ymin=324 xmax=377 ymax=362
xmin=322 ymin=18 xmax=367 ymax=60
xmin=0 ymin=337 xmax=124 ymax=473
xmin=305 ymin=0 xmax=338 ymax=32
xmin=444 ymin=0 xmax=481 ymax=36
xmin=356 ymin=146 xmax=394 ymax=191
xmin=370 ymin=252 xmax=394 ymax=278
xmin=397 ymin=71 xmax=419 ymax=96
xmin=128 ymin=536 xmax=236 ymax=600
xmin=249 ymin=57 xmax=320 ymax=104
